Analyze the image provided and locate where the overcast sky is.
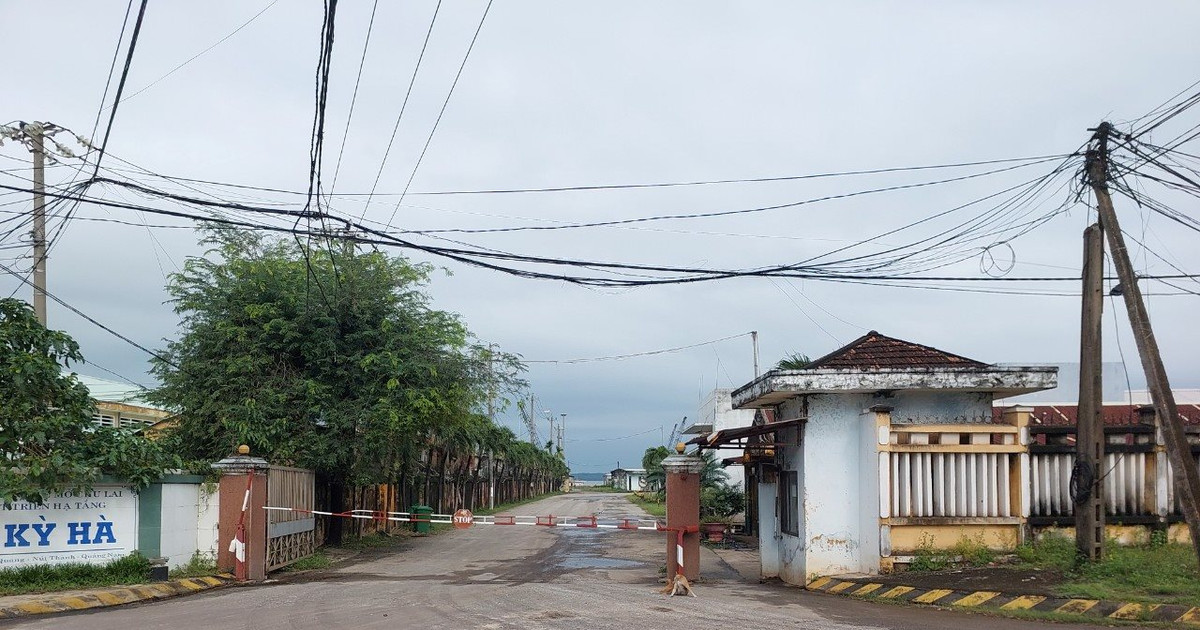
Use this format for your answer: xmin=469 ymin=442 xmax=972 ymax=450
xmin=3 ymin=1 xmax=1199 ymax=474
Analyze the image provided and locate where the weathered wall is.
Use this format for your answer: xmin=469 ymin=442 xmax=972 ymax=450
xmin=886 ymin=391 xmax=994 ymax=424
xmin=757 ymin=480 xmax=780 ymax=579
xmin=196 ymin=483 xmax=220 ymax=561
xmin=800 ymin=394 xmax=866 ymax=580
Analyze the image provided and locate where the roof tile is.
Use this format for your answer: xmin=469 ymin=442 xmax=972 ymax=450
xmin=803 ymin=331 xmax=987 ymax=371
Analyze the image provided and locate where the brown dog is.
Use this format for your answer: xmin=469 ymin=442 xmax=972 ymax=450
xmin=660 ymin=573 xmax=696 ymax=597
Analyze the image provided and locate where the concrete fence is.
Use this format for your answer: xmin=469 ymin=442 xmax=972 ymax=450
xmin=878 ymin=406 xmax=1200 ymax=569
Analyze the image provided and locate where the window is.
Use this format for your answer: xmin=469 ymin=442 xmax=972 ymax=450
xmin=780 ymin=470 xmax=799 ymax=536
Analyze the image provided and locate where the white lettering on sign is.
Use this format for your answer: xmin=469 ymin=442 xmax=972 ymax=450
xmin=0 ymin=485 xmax=137 ymax=568
xmin=452 ymin=509 xmax=473 ymax=529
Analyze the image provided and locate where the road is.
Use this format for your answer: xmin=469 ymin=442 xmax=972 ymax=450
xmin=5 ymin=492 xmax=1112 ymax=630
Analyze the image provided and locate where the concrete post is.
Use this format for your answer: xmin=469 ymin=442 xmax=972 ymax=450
xmin=663 ymin=443 xmax=703 ymax=581
xmin=212 ymin=446 xmax=270 ymax=581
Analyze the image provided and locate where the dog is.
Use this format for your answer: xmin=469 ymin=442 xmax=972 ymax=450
xmin=660 ymin=573 xmax=696 ymax=597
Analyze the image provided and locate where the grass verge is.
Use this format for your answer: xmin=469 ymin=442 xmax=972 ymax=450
xmin=278 ymin=550 xmax=334 ymax=572
xmin=1019 ymin=533 xmax=1200 ymax=607
xmin=168 ymin=552 xmax=217 ymax=579
xmin=627 ymin=493 xmax=666 ymax=518
xmin=0 ymin=553 xmax=150 ymax=597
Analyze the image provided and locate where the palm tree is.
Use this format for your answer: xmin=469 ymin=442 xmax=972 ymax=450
xmin=775 ymin=352 xmax=812 ymax=370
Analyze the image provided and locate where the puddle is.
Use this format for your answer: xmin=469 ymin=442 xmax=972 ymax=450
xmin=556 ymin=556 xmax=645 ymax=570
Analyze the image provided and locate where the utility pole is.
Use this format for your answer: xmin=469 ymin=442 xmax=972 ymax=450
xmin=28 ymin=122 xmax=47 ymax=325
xmin=1087 ymin=122 xmax=1200 ymax=564
xmin=751 ymin=330 xmax=760 ymax=378
xmin=559 ymin=413 xmax=566 ymax=455
xmin=1075 ymin=222 xmax=1105 ymax=560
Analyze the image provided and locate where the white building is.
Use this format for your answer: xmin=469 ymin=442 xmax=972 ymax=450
xmin=608 ymin=468 xmax=647 ymax=492
xmin=720 ymin=331 xmax=1055 ymax=584
xmin=682 ymin=389 xmax=754 ymax=490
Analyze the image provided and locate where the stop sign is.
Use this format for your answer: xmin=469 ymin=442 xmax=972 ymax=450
xmin=452 ymin=508 xmax=474 ymax=529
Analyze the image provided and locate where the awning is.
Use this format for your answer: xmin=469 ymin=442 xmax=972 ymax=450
xmin=686 ymin=417 xmax=806 ymax=450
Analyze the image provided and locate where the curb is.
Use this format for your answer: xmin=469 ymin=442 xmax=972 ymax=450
xmin=806 ymin=576 xmax=1200 ymax=625
xmin=0 ymin=573 xmax=237 ymax=619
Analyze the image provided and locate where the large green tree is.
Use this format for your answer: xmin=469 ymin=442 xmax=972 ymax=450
xmin=0 ymin=298 xmax=178 ymax=504
xmin=150 ymin=229 xmax=524 ymax=490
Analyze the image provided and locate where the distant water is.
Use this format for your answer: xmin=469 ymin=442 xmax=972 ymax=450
xmin=573 ymin=472 xmax=606 ymax=481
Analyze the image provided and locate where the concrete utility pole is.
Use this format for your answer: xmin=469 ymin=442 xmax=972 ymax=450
xmin=28 ymin=123 xmax=47 ymax=325
xmin=1075 ymin=223 xmax=1105 ymax=560
xmin=751 ymin=330 xmax=760 ymax=378
xmin=1087 ymin=122 xmax=1200 ymax=564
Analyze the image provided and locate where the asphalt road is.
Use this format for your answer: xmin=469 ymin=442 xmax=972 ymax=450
xmin=5 ymin=492 xmax=1114 ymax=630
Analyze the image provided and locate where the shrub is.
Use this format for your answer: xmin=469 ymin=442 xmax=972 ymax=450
xmin=908 ymin=533 xmax=952 ymax=572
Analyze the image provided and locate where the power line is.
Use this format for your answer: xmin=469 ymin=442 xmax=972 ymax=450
xmin=328 ymin=0 xmax=379 ymax=193
xmin=362 ymin=0 xmax=443 ymax=220
xmin=384 ymin=0 xmax=494 ymax=230
xmin=109 ymin=0 xmax=280 ymax=107
xmin=525 ymin=332 xmax=753 ymax=364
xmin=407 ymin=154 xmax=1072 ymax=196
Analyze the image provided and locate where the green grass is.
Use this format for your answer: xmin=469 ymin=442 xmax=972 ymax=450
xmin=0 ymin=553 xmax=150 ymax=596
xmin=627 ymin=493 xmax=666 ymax=518
xmin=279 ymin=550 xmax=333 ymax=572
xmin=574 ymin=485 xmax=626 ymax=493
xmin=1018 ymin=532 xmax=1200 ymax=607
xmin=168 ymin=552 xmax=217 ymax=579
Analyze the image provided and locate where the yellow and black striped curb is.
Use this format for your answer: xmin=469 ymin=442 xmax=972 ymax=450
xmin=0 ymin=573 xmax=236 ymax=619
xmin=807 ymin=576 xmax=1200 ymax=625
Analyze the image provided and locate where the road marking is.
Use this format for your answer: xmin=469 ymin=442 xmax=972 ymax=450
xmin=177 ymin=579 xmax=203 ymax=591
xmin=828 ymin=581 xmax=857 ymax=594
xmin=952 ymin=591 xmax=999 ymax=607
xmin=877 ymin=586 xmax=914 ymax=599
xmin=59 ymin=597 xmax=95 ymax=610
xmin=807 ymin=577 xmax=833 ymax=590
xmin=852 ymin=583 xmax=883 ymax=596
xmin=999 ymin=595 xmax=1045 ymax=610
xmin=1177 ymin=607 xmax=1200 ymax=624
xmin=912 ymin=589 xmax=955 ymax=604
xmin=1055 ymin=599 xmax=1099 ymax=615
xmin=1109 ymin=603 xmax=1159 ymax=620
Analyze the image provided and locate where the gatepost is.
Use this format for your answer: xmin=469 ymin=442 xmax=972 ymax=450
xmin=663 ymin=443 xmax=702 ymax=581
xmin=213 ymin=445 xmax=269 ymax=581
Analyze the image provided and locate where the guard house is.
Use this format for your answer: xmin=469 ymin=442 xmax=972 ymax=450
xmin=695 ymin=331 xmax=1056 ymax=584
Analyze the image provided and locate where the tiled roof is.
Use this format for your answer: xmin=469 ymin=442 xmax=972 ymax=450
xmin=803 ymin=331 xmax=988 ymax=371
xmin=1013 ymin=403 xmax=1200 ymax=427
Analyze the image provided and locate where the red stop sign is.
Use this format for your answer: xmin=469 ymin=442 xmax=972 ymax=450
xmin=452 ymin=509 xmax=474 ymax=529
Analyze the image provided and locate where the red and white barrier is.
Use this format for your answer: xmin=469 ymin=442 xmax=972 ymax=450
xmin=262 ymin=506 xmax=662 ymax=531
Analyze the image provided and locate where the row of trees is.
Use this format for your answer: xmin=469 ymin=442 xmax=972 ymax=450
xmin=2 ymin=228 xmax=569 ymax=524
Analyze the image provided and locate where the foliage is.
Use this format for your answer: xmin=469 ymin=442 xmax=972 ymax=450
xmin=1015 ymin=531 xmax=1076 ymax=571
xmin=0 ymin=298 xmax=179 ymax=505
xmin=149 ymin=229 xmax=561 ymax=489
xmin=908 ymin=533 xmax=953 ymax=572
xmin=641 ymin=445 xmax=670 ymax=494
xmin=908 ymin=533 xmax=996 ymax=571
xmin=1060 ymin=542 xmax=1200 ymax=606
xmin=775 ymin=352 xmax=812 ymax=370
xmin=1017 ymin=533 xmax=1200 ymax=607
xmin=700 ymin=484 xmax=745 ymax=522
xmin=698 ymin=450 xmax=730 ymax=490
xmin=280 ymin=550 xmax=333 ymax=572
xmin=951 ymin=534 xmax=996 ymax=566
xmin=627 ymin=492 xmax=666 ymax=518
xmin=0 ymin=552 xmax=149 ymax=596
xmin=168 ymin=552 xmax=217 ymax=579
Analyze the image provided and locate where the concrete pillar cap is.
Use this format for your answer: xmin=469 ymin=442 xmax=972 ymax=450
xmin=212 ymin=454 xmax=269 ymax=474
xmin=662 ymin=453 xmax=704 ymax=474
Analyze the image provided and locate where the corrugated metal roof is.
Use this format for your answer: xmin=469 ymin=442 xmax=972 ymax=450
xmin=70 ymin=373 xmax=163 ymax=410
xmin=1011 ymin=403 xmax=1200 ymax=427
xmin=804 ymin=330 xmax=987 ymax=370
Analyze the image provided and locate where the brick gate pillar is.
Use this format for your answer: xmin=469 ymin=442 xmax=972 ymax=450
xmin=212 ymin=445 xmax=269 ymax=581
xmin=663 ymin=443 xmax=703 ymax=581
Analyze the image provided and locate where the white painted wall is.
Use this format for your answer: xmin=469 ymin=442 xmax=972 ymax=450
xmin=696 ymin=389 xmax=755 ymax=490
xmin=196 ymin=483 xmax=220 ymax=562
xmin=159 ymin=483 xmax=201 ymax=568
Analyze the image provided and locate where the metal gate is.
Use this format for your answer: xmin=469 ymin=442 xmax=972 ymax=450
xmin=266 ymin=465 xmax=316 ymax=571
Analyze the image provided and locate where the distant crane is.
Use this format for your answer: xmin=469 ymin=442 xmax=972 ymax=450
xmin=518 ymin=394 xmax=540 ymax=445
